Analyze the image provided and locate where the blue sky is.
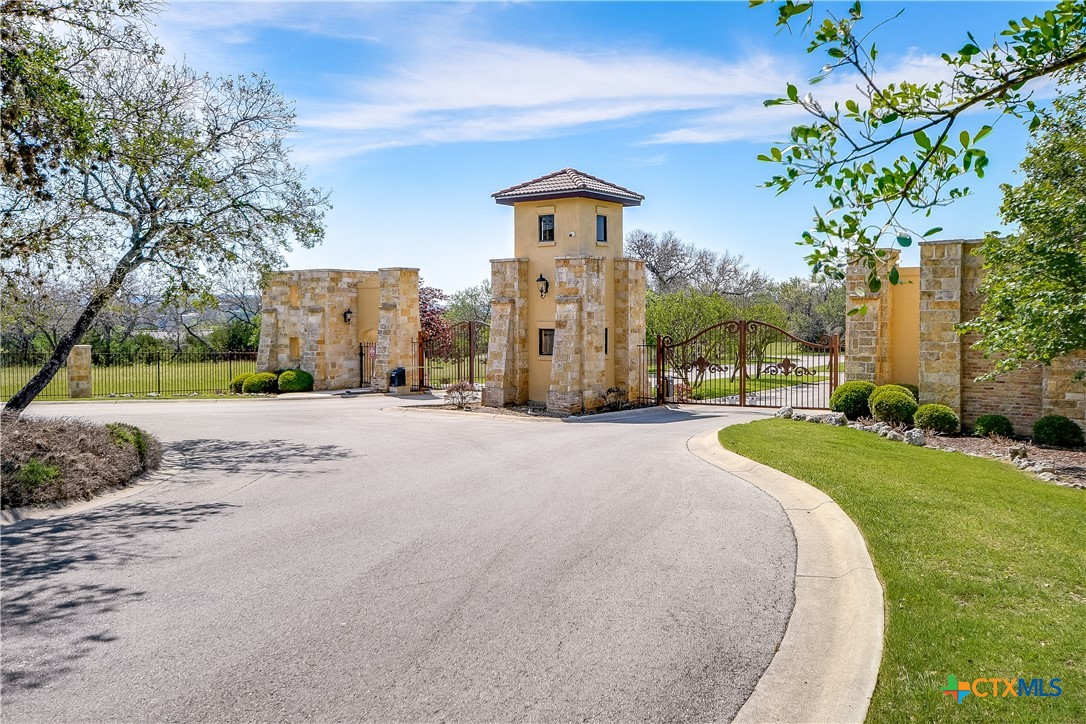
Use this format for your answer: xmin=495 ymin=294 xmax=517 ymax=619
xmin=158 ymin=1 xmax=1055 ymax=293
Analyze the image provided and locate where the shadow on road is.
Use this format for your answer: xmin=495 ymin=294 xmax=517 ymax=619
xmin=171 ymin=438 xmax=355 ymax=476
xmin=1 ymin=500 xmax=236 ymax=691
xmin=565 ymin=405 xmax=761 ymax=425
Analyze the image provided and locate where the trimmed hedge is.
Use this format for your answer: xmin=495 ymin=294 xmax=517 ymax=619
xmin=278 ymin=369 xmax=314 ymax=393
xmin=870 ymin=384 xmax=916 ymax=407
xmin=894 ymin=382 xmax=920 ymax=402
xmin=1032 ymin=415 xmax=1085 ymax=448
xmin=974 ymin=414 xmax=1014 ymax=438
xmin=230 ymin=372 xmax=254 ymax=394
xmin=830 ymin=380 xmax=876 ymax=420
xmin=871 ymin=389 xmax=918 ymax=426
xmin=242 ymin=372 xmax=279 ymax=394
xmin=913 ymin=404 xmax=959 ymax=435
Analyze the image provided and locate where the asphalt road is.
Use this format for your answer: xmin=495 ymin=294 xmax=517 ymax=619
xmin=1 ymin=396 xmax=795 ymax=723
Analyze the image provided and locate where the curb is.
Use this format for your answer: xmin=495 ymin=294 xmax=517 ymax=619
xmin=687 ymin=428 xmax=884 ymax=724
xmin=0 ymin=448 xmax=185 ymax=528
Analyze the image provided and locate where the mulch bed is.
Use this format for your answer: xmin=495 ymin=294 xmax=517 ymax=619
xmin=924 ymin=434 xmax=1086 ymax=488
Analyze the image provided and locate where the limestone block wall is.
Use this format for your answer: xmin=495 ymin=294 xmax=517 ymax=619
xmin=844 ymin=251 xmax=898 ymax=383
xmin=258 ymin=267 xmax=414 ymax=392
xmin=846 ymin=239 xmax=1085 ymax=434
xmin=373 ymin=268 xmax=421 ymax=391
xmin=547 ymin=255 xmax=606 ymax=414
xmin=613 ymin=258 xmax=647 ymax=398
xmin=483 ymin=258 xmax=529 ymax=406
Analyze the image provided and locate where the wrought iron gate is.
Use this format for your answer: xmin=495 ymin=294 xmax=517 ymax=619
xmin=650 ymin=320 xmax=840 ymax=409
xmin=359 ymin=342 xmax=376 ymax=387
xmin=417 ymin=321 xmax=489 ymax=390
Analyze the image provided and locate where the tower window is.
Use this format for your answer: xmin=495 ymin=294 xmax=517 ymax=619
xmin=539 ymin=214 xmax=555 ymax=243
xmin=596 ymin=215 xmax=607 ymax=243
xmin=539 ymin=328 xmax=555 ymax=356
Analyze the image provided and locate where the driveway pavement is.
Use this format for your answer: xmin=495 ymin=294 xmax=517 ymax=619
xmin=1 ymin=396 xmax=794 ymax=723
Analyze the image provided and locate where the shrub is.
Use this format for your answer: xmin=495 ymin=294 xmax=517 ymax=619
xmin=278 ymin=369 xmax=314 ymax=393
xmin=445 ymin=380 xmax=476 ymax=408
xmin=1032 ymin=415 xmax=1085 ymax=448
xmin=829 ymin=380 xmax=876 ymax=420
xmin=106 ymin=422 xmax=156 ymax=467
xmin=913 ymin=404 xmax=959 ymax=434
xmin=230 ymin=372 xmax=254 ymax=393
xmin=242 ymin=372 xmax=279 ymax=394
xmin=870 ymin=384 xmax=916 ymax=406
xmin=871 ymin=389 xmax=918 ymax=426
xmin=894 ymin=383 xmax=920 ymax=402
xmin=974 ymin=414 xmax=1014 ymax=438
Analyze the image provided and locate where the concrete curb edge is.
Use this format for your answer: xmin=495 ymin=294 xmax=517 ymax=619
xmin=687 ymin=428 xmax=884 ymax=724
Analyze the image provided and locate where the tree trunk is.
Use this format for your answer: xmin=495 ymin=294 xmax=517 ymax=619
xmin=4 ymin=248 xmax=144 ymax=414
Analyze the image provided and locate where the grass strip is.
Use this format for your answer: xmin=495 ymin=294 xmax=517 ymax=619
xmin=718 ymin=419 xmax=1085 ymax=723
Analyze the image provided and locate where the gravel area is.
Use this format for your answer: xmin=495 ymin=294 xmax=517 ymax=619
xmin=924 ymin=434 xmax=1086 ymax=488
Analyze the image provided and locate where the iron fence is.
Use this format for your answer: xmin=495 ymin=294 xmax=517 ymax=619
xmin=0 ymin=351 xmax=69 ymax=400
xmin=1 ymin=349 xmax=257 ymax=400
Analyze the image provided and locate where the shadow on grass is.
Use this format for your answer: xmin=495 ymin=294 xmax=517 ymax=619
xmin=170 ymin=438 xmax=355 ymax=476
xmin=1 ymin=500 xmax=235 ymax=692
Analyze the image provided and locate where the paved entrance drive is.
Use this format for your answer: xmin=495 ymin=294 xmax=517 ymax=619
xmin=2 ymin=397 xmax=794 ymax=723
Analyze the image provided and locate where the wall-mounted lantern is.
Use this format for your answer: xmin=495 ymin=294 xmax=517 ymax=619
xmin=536 ymin=273 xmax=549 ymax=299
xmin=343 ymin=308 xmax=353 ymax=324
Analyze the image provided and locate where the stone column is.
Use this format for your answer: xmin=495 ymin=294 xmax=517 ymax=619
xmin=918 ymin=240 xmax=964 ymax=411
xmin=1043 ymin=351 xmax=1086 ymax=435
xmin=374 ymin=268 xmax=421 ymax=392
xmin=844 ymin=251 xmax=898 ymax=384
xmin=613 ymin=258 xmax=646 ymax=399
xmin=547 ymin=255 xmax=606 ymax=414
xmin=67 ymin=344 xmax=92 ymax=398
xmin=483 ymin=258 xmax=528 ymax=407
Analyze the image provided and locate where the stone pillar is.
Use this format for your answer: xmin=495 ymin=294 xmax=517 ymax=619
xmin=844 ymin=251 xmax=898 ymax=384
xmin=613 ymin=258 xmax=646 ymax=399
xmin=1043 ymin=351 xmax=1086 ymax=434
xmin=918 ymin=240 xmax=964 ymax=412
xmin=483 ymin=258 xmax=528 ymax=407
xmin=547 ymin=255 xmax=606 ymax=414
xmin=374 ymin=268 xmax=421 ymax=392
xmin=67 ymin=344 xmax=92 ymax=398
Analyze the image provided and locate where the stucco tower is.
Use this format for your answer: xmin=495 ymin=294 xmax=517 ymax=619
xmin=483 ymin=168 xmax=646 ymax=414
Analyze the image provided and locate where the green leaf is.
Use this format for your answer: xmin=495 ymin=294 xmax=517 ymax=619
xmin=896 ymin=234 xmax=912 ymax=247
xmin=914 ymin=130 xmax=931 ymax=150
xmin=923 ymin=227 xmax=943 ymax=237
xmin=959 ymin=43 xmax=982 ymax=56
xmin=959 ymin=130 xmax=970 ymax=147
xmin=889 ymin=266 xmax=900 ymax=285
xmin=787 ymin=83 xmax=799 ymax=102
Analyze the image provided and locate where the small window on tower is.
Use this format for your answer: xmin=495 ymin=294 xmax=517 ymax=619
xmin=539 ymin=214 xmax=555 ymax=243
xmin=539 ymin=328 xmax=555 ymax=356
xmin=596 ymin=215 xmax=607 ymax=243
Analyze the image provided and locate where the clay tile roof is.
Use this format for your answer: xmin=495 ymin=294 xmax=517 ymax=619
xmin=492 ymin=168 xmax=644 ymax=207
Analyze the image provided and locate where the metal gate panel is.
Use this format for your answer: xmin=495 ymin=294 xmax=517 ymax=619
xmin=419 ymin=321 xmax=489 ymax=390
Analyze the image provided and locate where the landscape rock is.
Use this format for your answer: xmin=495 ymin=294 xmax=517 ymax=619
xmin=826 ymin=412 xmax=847 ymax=426
xmin=886 ymin=431 xmax=905 ymax=442
xmin=905 ymin=429 xmax=926 ymax=446
xmin=775 ymin=406 xmax=793 ymax=419
xmin=792 ymin=412 xmax=808 ymax=422
xmin=1009 ymin=446 xmax=1029 ymax=460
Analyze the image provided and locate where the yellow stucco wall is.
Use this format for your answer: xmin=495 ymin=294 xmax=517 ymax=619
xmin=888 ymin=266 xmax=920 ymax=386
xmin=513 ymin=198 xmax=624 ymax=402
xmin=356 ymin=277 xmax=380 ymax=344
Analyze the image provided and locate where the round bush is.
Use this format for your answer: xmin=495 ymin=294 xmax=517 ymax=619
xmin=974 ymin=414 xmax=1014 ymax=438
xmin=893 ymin=382 xmax=920 ymax=402
xmin=870 ymin=384 xmax=916 ymax=407
xmin=277 ymin=369 xmax=314 ymax=393
xmin=1032 ymin=415 xmax=1085 ymax=448
xmin=829 ymin=380 xmax=876 ymax=420
xmin=871 ymin=389 xmax=918 ymax=426
xmin=242 ymin=372 xmax=279 ymax=394
xmin=913 ymin=403 xmax=959 ymax=434
xmin=229 ymin=372 xmax=254 ymax=394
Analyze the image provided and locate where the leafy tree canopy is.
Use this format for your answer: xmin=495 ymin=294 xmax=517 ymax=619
xmin=959 ymin=80 xmax=1086 ymax=374
xmin=753 ymin=0 xmax=1086 ymax=290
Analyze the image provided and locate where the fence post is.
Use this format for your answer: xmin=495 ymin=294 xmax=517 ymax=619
xmin=830 ymin=334 xmax=840 ymax=395
xmin=156 ymin=352 xmax=162 ymax=395
xmin=739 ymin=321 xmax=747 ymax=407
xmin=655 ymin=335 xmax=664 ymax=406
xmin=468 ymin=321 xmax=476 ymax=386
xmin=67 ymin=345 xmax=92 ymax=398
xmin=417 ymin=330 xmax=425 ymax=389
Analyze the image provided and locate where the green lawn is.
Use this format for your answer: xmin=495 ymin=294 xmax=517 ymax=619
xmin=1 ymin=359 xmax=257 ymax=400
xmin=718 ymin=419 xmax=1085 ymax=723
